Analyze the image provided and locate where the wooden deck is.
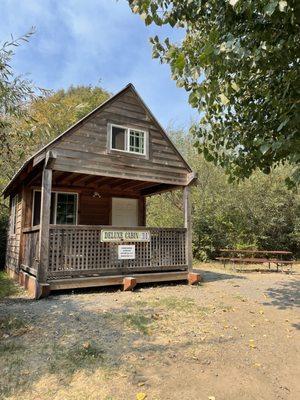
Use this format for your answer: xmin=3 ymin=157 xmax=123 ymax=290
xmin=48 ymin=271 xmax=190 ymax=291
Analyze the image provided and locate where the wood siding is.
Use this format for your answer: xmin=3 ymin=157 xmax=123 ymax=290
xmin=51 ymin=88 xmax=190 ymax=186
xmin=6 ymin=193 xmax=22 ymax=270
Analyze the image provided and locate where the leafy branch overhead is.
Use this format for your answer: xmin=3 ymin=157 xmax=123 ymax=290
xmin=0 ymin=28 xmax=42 ymax=149
xmin=128 ymin=0 xmax=300 ymax=187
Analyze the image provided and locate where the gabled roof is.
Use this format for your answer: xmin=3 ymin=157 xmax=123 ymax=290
xmin=3 ymin=83 xmax=193 ymax=197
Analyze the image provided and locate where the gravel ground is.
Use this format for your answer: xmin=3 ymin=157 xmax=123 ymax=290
xmin=0 ymin=263 xmax=299 ymax=400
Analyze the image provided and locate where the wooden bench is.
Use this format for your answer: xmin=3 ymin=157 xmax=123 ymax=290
xmin=216 ymin=249 xmax=294 ymax=272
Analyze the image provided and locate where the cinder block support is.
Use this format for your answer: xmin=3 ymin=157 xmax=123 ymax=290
xmin=188 ymin=272 xmax=202 ymax=285
xmin=123 ymin=277 xmax=137 ymax=291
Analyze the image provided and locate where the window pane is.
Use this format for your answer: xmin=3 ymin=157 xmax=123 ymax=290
xmin=56 ymin=193 xmax=77 ymax=225
xmin=129 ymin=130 xmax=144 ymax=154
xmin=50 ymin=193 xmax=56 ymax=224
xmin=33 ymin=191 xmax=41 ymax=226
xmin=11 ymin=196 xmax=17 ymax=234
xmin=111 ymin=126 xmax=126 ymax=150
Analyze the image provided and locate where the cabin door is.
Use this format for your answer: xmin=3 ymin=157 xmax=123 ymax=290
xmin=111 ymin=197 xmax=138 ymax=227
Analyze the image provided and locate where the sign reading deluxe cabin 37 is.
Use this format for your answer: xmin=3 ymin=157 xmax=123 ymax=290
xmin=100 ymin=229 xmax=151 ymax=243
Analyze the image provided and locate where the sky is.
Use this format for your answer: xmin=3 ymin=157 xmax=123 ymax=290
xmin=1 ymin=0 xmax=198 ymax=129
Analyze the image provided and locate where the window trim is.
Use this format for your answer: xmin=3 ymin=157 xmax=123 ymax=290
xmin=10 ymin=195 xmax=17 ymax=235
xmin=32 ymin=190 xmax=78 ymax=226
xmin=109 ymin=123 xmax=148 ymax=156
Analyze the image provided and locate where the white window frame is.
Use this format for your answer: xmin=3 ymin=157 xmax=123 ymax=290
xmin=10 ymin=195 xmax=17 ymax=235
xmin=32 ymin=190 xmax=78 ymax=226
xmin=109 ymin=123 xmax=147 ymax=156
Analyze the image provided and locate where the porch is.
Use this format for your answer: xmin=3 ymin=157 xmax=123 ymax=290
xmin=21 ymin=225 xmax=188 ymax=279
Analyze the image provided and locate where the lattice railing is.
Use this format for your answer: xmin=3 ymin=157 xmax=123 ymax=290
xmin=48 ymin=225 xmax=187 ymax=279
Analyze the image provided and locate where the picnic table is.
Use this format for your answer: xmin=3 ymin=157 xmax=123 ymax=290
xmin=215 ymin=249 xmax=294 ymax=272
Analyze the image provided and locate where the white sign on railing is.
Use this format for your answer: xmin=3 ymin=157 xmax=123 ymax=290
xmin=118 ymin=245 xmax=135 ymax=260
xmin=100 ymin=230 xmax=150 ymax=242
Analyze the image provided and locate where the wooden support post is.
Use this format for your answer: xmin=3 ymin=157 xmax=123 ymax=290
xmin=36 ymin=163 xmax=52 ymax=289
xmin=184 ymin=185 xmax=193 ymax=271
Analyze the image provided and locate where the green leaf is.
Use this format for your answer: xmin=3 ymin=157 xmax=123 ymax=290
xmin=260 ymin=144 xmax=271 ymax=155
xmin=264 ymin=0 xmax=278 ymax=16
xmin=219 ymin=93 xmax=230 ymax=105
xmin=174 ymin=53 xmax=185 ymax=72
xmin=231 ymin=81 xmax=240 ymax=92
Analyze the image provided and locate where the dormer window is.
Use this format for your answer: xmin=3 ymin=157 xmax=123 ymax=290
xmin=110 ymin=124 xmax=147 ymax=156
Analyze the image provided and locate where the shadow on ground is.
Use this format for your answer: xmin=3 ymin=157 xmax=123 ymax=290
xmin=194 ymin=268 xmax=246 ymax=283
xmin=265 ymin=278 xmax=300 ymax=312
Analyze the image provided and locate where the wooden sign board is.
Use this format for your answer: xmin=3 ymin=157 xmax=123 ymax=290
xmin=118 ymin=245 xmax=135 ymax=260
xmin=100 ymin=229 xmax=150 ymax=242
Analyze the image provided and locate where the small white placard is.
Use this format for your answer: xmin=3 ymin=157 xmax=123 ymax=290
xmin=118 ymin=245 xmax=135 ymax=260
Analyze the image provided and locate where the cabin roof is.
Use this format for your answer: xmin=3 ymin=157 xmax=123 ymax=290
xmin=3 ymin=83 xmax=193 ymax=198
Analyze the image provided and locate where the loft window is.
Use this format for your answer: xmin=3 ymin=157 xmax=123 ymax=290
xmin=32 ymin=191 xmax=78 ymax=226
xmin=10 ymin=195 xmax=18 ymax=234
xmin=110 ymin=124 xmax=146 ymax=155
xmin=111 ymin=126 xmax=126 ymax=150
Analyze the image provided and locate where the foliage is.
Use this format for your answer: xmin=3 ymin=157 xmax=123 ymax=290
xmin=0 ymin=29 xmax=39 ymax=152
xmin=147 ymin=130 xmax=300 ymax=260
xmin=128 ymin=0 xmax=300 ymax=187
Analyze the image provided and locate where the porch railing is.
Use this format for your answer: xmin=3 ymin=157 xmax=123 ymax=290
xmin=47 ymin=225 xmax=187 ymax=279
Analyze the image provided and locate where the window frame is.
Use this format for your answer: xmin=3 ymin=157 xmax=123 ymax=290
xmin=109 ymin=123 xmax=148 ymax=156
xmin=32 ymin=190 xmax=78 ymax=226
xmin=10 ymin=195 xmax=18 ymax=235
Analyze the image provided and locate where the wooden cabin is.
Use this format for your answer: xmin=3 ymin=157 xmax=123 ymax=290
xmin=3 ymin=83 xmax=200 ymax=298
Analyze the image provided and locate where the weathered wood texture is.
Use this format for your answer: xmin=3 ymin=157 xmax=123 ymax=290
xmin=49 ymin=271 xmax=189 ymax=290
xmin=37 ymin=167 xmax=52 ymax=283
xmin=5 ymin=193 xmax=22 ymax=270
xmin=48 ymin=88 xmax=190 ymax=186
xmin=20 ymin=227 xmax=40 ymax=273
xmin=47 ymin=226 xmax=187 ymax=279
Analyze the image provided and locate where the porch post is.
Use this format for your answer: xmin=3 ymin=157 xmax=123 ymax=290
xmin=183 ymin=185 xmax=193 ymax=271
xmin=37 ymin=161 xmax=52 ymax=287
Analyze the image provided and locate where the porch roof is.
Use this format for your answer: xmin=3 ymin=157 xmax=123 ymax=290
xmin=30 ymin=170 xmax=182 ymax=197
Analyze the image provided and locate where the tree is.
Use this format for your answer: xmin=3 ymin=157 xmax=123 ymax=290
xmin=147 ymin=129 xmax=300 ymax=259
xmin=128 ymin=0 xmax=300 ymax=187
xmin=0 ymin=29 xmax=39 ymax=152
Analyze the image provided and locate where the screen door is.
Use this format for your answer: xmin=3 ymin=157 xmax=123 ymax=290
xmin=112 ymin=197 xmax=138 ymax=227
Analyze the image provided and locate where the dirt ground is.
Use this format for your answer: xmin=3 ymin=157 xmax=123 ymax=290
xmin=0 ymin=263 xmax=299 ymax=400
